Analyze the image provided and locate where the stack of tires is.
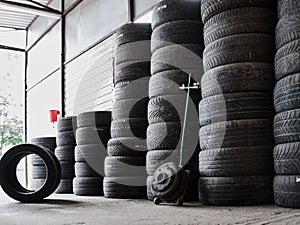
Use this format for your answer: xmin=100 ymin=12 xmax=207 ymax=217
xmin=198 ymin=0 xmax=276 ymax=205
xmin=74 ymin=111 xmax=111 ymax=196
xmin=104 ymin=23 xmax=152 ymax=199
xmin=273 ymin=0 xmax=300 ymax=208
xmin=30 ymin=137 xmax=57 ymax=190
xmin=147 ymin=0 xmax=203 ymax=202
xmin=55 ymin=116 xmax=77 ymax=194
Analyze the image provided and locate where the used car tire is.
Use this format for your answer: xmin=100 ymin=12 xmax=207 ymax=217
xmin=0 ymin=144 xmax=61 ymax=203
xmin=201 ymin=62 xmax=274 ymax=98
xmin=198 ymin=175 xmax=273 ymax=206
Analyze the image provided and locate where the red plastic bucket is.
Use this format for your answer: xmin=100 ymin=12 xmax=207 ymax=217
xmin=49 ymin=110 xmax=60 ymax=123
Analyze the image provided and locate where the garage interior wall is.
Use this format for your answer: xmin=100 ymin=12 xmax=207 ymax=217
xmin=25 ymin=0 xmax=158 ymax=140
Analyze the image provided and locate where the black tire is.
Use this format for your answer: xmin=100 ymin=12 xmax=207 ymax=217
xmin=203 ymin=34 xmax=275 ymax=72
xmin=151 ymin=44 xmax=204 ymax=75
xmin=111 ymin=118 xmax=148 ymax=139
xmin=149 ymin=70 xmax=202 ymax=98
xmin=112 ymin=98 xmax=148 ymax=120
xmin=75 ymin=162 xmax=101 ymax=177
xmin=204 ymin=7 xmax=275 ymax=46
xmin=114 ymin=78 xmax=149 ymax=101
xmin=55 ymin=179 xmax=73 ymax=194
xmin=274 ymin=175 xmax=300 ymax=208
xmin=114 ymin=62 xmax=150 ymax=84
xmin=73 ymin=177 xmax=104 ymax=196
xmin=199 ymin=175 xmax=273 ymax=206
xmin=60 ymin=161 xmax=75 ymax=179
xmin=31 ymin=154 xmax=45 ymax=166
xmin=151 ymin=20 xmax=203 ymax=53
xmin=76 ymin=126 xmax=111 ymax=146
xmin=278 ymin=0 xmax=300 ymax=20
xmin=201 ymin=62 xmax=274 ymax=99
xmin=107 ymin=137 xmax=147 ymax=157
xmin=201 ymin=0 xmax=274 ymax=23
xmin=148 ymin=95 xmax=200 ymax=124
xmin=55 ymin=146 xmax=75 ymax=161
xmin=32 ymin=165 xmax=47 ymax=179
xmin=276 ymin=14 xmax=300 ymax=50
xmin=199 ymin=147 xmax=274 ymax=177
xmin=274 ymin=109 xmax=300 ymax=145
xmin=57 ymin=131 xmax=76 ymax=147
xmin=31 ymin=137 xmax=57 ymax=148
xmin=116 ymin=23 xmax=152 ymax=47
xmin=274 ymin=143 xmax=300 ymax=175
xmin=147 ymin=121 xmax=199 ymax=150
xmin=104 ymin=156 xmax=146 ymax=177
xmin=77 ymin=111 xmax=112 ymax=128
xmin=57 ymin=116 xmax=77 ymax=133
xmin=151 ymin=0 xmax=201 ymax=30
xmin=103 ymin=177 xmax=146 ymax=199
xmin=275 ymin=40 xmax=300 ymax=81
xmin=200 ymin=119 xmax=274 ymax=150
xmin=147 ymin=122 xmax=181 ymax=150
xmin=146 ymin=149 xmax=199 ymax=176
xmin=115 ymin=42 xmax=151 ymax=66
xmin=199 ymin=92 xmax=274 ymax=126
xmin=0 ymin=144 xmax=61 ymax=203
xmin=75 ymin=144 xmax=107 ymax=163
xmin=274 ymin=73 xmax=300 ymax=113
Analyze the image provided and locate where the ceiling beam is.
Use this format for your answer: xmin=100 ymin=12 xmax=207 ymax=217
xmin=0 ymin=0 xmax=61 ymax=19
xmin=0 ymin=44 xmax=25 ymax=52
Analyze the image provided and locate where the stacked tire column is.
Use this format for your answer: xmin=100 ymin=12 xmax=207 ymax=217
xmin=30 ymin=137 xmax=57 ymax=190
xmin=198 ymin=0 xmax=276 ymax=205
xmin=147 ymin=0 xmax=204 ymax=202
xmin=55 ymin=116 xmax=77 ymax=194
xmin=104 ymin=24 xmax=152 ymax=199
xmin=273 ymin=0 xmax=300 ymax=208
xmin=104 ymin=24 xmax=152 ymax=198
xmin=74 ymin=111 xmax=111 ymax=196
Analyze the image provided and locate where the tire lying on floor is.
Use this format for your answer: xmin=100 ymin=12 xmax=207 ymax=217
xmin=0 ymin=144 xmax=61 ymax=203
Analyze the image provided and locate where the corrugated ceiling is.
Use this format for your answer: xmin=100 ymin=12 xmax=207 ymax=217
xmin=0 ymin=0 xmax=53 ymax=30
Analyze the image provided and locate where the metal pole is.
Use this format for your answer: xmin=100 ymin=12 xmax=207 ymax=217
xmin=24 ymin=29 xmax=29 ymax=188
xmin=61 ymin=0 xmax=65 ymax=117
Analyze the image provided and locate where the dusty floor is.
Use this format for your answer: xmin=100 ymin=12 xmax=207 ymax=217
xmin=0 ymin=189 xmax=299 ymax=225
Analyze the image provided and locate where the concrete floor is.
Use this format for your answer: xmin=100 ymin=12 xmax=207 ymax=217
xmin=0 ymin=189 xmax=299 ymax=225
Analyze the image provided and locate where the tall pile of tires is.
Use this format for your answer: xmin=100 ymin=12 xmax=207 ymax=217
xmin=147 ymin=0 xmax=203 ymax=202
xmin=30 ymin=137 xmax=57 ymax=190
xmin=55 ymin=116 xmax=77 ymax=194
xmin=104 ymin=23 xmax=152 ymax=199
xmin=273 ymin=0 xmax=300 ymax=208
xmin=198 ymin=0 xmax=276 ymax=205
xmin=74 ymin=111 xmax=111 ymax=196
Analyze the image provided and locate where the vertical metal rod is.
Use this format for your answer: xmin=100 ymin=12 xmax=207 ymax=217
xmin=24 ymin=29 xmax=29 ymax=188
xmin=128 ymin=0 xmax=134 ymax=22
xmin=61 ymin=0 xmax=65 ymax=117
xmin=179 ymin=74 xmax=192 ymax=168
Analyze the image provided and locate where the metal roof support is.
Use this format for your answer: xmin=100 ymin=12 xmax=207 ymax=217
xmin=0 ymin=44 xmax=25 ymax=52
xmin=60 ymin=0 xmax=65 ymax=117
xmin=0 ymin=0 xmax=61 ymax=19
